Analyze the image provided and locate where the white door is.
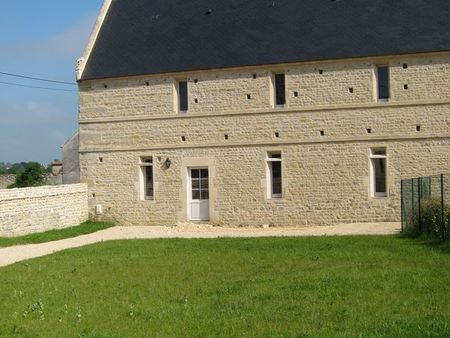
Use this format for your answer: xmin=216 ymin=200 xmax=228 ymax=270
xmin=189 ymin=168 xmax=210 ymax=221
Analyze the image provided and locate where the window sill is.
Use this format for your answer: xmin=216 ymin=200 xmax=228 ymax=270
xmin=371 ymin=195 xmax=388 ymax=199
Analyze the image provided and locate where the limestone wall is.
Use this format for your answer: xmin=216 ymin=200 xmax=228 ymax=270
xmin=79 ymin=52 xmax=450 ymax=121
xmin=78 ymin=51 xmax=450 ymax=227
xmin=80 ymin=140 xmax=450 ymax=227
xmin=0 ymin=184 xmax=88 ymax=237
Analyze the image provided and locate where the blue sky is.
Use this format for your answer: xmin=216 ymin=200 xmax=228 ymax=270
xmin=0 ymin=1 xmax=104 ymax=164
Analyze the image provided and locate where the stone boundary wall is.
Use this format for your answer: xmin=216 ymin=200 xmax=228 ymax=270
xmin=0 ymin=184 xmax=88 ymax=237
xmin=0 ymin=175 xmax=16 ymax=189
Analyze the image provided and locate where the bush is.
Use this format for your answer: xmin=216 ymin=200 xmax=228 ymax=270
xmin=7 ymin=162 xmax=49 ymax=189
xmin=407 ymin=197 xmax=450 ymax=241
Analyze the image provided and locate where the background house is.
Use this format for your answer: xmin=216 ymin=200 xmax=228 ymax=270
xmin=62 ymin=132 xmax=80 ymax=185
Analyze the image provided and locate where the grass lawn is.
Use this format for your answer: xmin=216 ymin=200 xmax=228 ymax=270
xmin=0 ymin=236 xmax=449 ymax=337
xmin=0 ymin=222 xmax=114 ymax=248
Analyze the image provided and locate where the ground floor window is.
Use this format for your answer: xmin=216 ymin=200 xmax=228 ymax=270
xmin=267 ymin=152 xmax=282 ymax=198
xmin=140 ymin=158 xmax=154 ymax=200
xmin=370 ymin=148 xmax=387 ymax=197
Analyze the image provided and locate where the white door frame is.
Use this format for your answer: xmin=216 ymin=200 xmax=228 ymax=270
xmin=188 ymin=167 xmax=210 ymax=221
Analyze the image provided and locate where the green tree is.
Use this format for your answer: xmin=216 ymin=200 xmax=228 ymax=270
xmin=7 ymin=162 xmax=27 ymax=175
xmin=8 ymin=162 xmax=48 ymax=189
xmin=0 ymin=166 xmax=7 ymax=175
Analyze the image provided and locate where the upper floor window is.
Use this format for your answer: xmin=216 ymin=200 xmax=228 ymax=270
xmin=376 ymin=66 xmax=390 ymax=101
xmin=178 ymin=80 xmax=188 ymax=112
xmin=274 ymin=73 xmax=286 ymax=106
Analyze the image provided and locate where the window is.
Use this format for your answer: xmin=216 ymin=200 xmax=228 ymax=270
xmin=370 ymin=148 xmax=387 ymax=197
xmin=274 ymin=73 xmax=286 ymax=106
xmin=191 ymin=168 xmax=209 ymax=200
xmin=140 ymin=158 xmax=154 ymax=200
xmin=267 ymin=152 xmax=282 ymax=198
xmin=178 ymin=80 xmax=188 ymax=112
xmin=376 ymin=66 xmax=390 ymax=101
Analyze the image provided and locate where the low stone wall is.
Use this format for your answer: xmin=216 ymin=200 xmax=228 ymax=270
xmin=0 ymin=174 xmax=16 ymax=189
xmin=0 ymin=184 xmax=88 ymax=237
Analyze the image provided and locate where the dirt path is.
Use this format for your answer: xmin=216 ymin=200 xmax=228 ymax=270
xmin=0 ymin=222 xmax=400 ymax=268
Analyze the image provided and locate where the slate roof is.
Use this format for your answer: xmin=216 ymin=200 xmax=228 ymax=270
xmin=80 ymin=0 xmax=450 ymax=81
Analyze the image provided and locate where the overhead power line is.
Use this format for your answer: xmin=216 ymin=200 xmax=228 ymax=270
xmin=0 ymin=81 xmax=77 ymax=93
xmin=0 ymin=71 xmax=76 ymax=86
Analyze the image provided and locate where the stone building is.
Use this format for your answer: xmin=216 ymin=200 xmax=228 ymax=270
xmin=76 ymin=0 xmax=450 ymax=227
xmin=62 ymin=132 xmax=80 ymax=185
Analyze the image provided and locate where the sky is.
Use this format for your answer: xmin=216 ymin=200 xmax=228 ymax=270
xmin=0 ymin=1 xmax=104 ymax=165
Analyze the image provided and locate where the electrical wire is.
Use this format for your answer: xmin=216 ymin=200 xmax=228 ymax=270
xmin=0 ymin=80 xmax=77 ymax=93
xmin=0 ymin=71 xmax=76 ymax=86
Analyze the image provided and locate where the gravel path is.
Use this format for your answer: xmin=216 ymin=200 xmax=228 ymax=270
xmin=0 ymin=222 xmax=400 ymax=268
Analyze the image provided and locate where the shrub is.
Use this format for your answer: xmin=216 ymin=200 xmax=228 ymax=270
xmin=407 ymin=197 xmax=450 ymax=241
xmin=7 ymin=162 xmax=49 ymax=189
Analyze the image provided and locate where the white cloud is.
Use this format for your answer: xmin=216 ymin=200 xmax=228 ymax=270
xmin=0 ymin=11 xmax=97 ymax=63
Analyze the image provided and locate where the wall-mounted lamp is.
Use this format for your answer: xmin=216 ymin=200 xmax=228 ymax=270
xmin=164 ymin=158 xmax=172 ymax=169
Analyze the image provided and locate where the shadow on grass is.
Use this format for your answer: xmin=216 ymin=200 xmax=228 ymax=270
xmin=396 ymin=231 xmax=450 ymax=254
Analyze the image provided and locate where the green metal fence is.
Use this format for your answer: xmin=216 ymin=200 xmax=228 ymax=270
xmin=401 ymin=174 xmax=449 ymax=243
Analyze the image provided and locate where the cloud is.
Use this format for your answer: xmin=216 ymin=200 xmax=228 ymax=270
xmin=0 ymin=100 xmax=72 ymax=127
xmin=0 ymin=11 xmax=97 ymax=63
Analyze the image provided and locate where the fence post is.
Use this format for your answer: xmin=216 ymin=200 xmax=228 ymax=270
xmin=418 ymin=177 xmax=422 ymax=233
xmin=401 ymin=179 xmax=404 ymax=232
xmin=441 ymin=174 xmax=446 ymax=242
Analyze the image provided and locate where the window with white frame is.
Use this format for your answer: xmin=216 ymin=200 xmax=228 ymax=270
xmin=370 ymin=148 xmax=387 ymax=197
xmin=267 ymin=152 xmax=282 ymax=198
xmin=140 ymin=158 xmax=154 ymax=200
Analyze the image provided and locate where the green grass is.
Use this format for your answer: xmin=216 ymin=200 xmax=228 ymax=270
xmin=0 ymin=236 xmax=449 ymax=337
xmin=0 ymin=222 xmax=114 ymax=248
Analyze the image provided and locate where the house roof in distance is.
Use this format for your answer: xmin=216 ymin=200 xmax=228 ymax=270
xmin=80 ymin=0 xmax=450 ymax=81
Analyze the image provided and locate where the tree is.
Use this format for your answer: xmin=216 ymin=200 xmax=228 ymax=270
xmin=0 ymin=166 xmax=7 ymax=175
xmin=7 ymin=162 xmax=48 ymax=189
xmin=7 ymin=162 xmax=27 ymax=175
